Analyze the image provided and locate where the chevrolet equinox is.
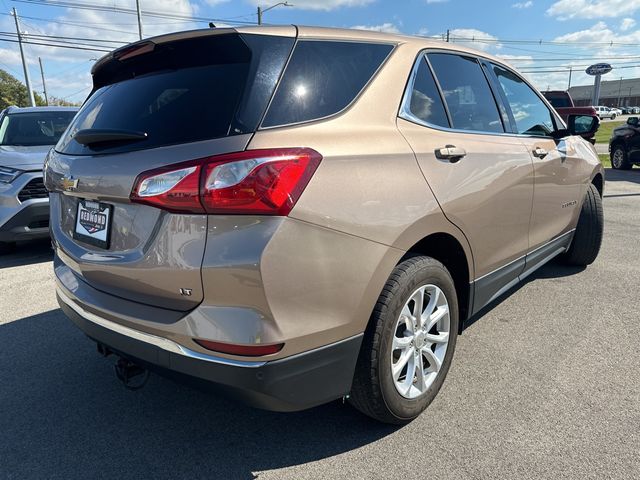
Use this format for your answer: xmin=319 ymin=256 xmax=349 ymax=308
xmin=45 ymin=26 xmax=604 ymax=424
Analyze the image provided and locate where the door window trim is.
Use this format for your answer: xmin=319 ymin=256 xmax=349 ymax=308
xmin=398 ymin=48 xmax=565 ymax=139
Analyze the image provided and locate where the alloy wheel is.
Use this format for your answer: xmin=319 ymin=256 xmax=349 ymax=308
xmin=390 ymin=284 xmax=450 ymax=399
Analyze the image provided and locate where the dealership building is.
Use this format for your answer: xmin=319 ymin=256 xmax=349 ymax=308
xmin=567 ymin=77 xmax=640 ymax=107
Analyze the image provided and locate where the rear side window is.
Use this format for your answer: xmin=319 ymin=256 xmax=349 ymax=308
xmin=57 ymin=34 xmax=294 ymax=155
xmin=403 ymin=56 xmax=449 ymax=128
xmin=427 ymin=53 xmax=504 ymax=133
xmin=262 ymin=41 xmax=394 ymax=128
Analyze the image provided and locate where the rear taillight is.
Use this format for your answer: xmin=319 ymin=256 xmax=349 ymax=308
xmin=130 ymin=148 xmax=321 ymax=215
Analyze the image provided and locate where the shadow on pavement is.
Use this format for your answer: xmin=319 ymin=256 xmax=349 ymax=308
xmin=0 ymin=238 xmax=52 ymax=269
xmin=0 ymin=310 xmax=398 ymax=480
xmin=463 ymin=260 xmax=585 ymax=330
xmin=604 ymin=167 xmax=640 ymax=184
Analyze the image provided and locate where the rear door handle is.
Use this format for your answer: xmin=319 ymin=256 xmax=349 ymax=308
xmin=435 ymin=145 xmax=467 ymax=163
xmin=532 ymin=147 xmax=548 ymax=158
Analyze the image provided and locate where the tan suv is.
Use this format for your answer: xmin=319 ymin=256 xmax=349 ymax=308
xmin=45 ymin=26 xmax=604 ymax=424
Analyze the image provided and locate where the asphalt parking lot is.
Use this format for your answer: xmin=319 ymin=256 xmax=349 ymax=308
xmin=1 ymin=168 xmax=639 ymax=480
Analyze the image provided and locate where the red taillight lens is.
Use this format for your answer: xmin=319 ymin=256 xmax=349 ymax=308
xmin=130 ymin=148 xmax=321 ymax=215
xmin=194 ymin=338 xmax=284 ymax=357
xmin=201 ymin=148 xmax=322 ymax=215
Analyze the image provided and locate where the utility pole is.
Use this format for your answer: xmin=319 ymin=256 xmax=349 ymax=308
xmin=12 ymin=8 xmax=35 ymax=107
xmin=567 ymin=67 xmax=572 ymax=90
xmin=257 ymin=6 xmax=262 ymax=25
xmin=135 ymin=0 xmax=143 ymax=40
xmin=38 ymin=57 xmax=48 ymax=106
xmin=446 ymin=29 xmax=450 ymax=42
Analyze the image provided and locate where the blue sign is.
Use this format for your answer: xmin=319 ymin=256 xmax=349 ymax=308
xmin=586 ymin=63 xmax=612 ymax=76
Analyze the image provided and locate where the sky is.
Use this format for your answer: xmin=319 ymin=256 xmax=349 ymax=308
xmin=1 ymin=0 xmax=640 ymax=103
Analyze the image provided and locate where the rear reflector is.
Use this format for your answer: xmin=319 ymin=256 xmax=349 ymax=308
xmin=194 ymin=339 xmax=284 ymax=357
xmin=130 ymin=148 xmax=322 ymax=215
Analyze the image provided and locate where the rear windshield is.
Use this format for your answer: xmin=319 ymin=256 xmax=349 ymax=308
xmin=262 ymin=40 xmax=394 ymax=127
xmin=0 ymin=111 xmax=76 ymax=147
xmin=543 ymin=93 xmax=571 ymax=108
xmin=56 ymin=33 xmax=294 ymax=155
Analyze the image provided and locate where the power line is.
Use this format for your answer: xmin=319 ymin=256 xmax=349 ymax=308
xmin=12 ymin=0 xmax=259 ymax=25
xmin=0 ymin=36 xmax=112 ymax=52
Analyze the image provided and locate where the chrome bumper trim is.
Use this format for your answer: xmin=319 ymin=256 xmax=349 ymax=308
xmin=56 ymin=286 xmax=267 ymax=368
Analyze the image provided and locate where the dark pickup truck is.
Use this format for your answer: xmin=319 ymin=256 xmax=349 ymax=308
xmin=543 ymin=90 xmax=599 ymax=141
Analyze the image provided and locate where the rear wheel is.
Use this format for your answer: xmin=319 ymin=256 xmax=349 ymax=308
xmin=563 ymin=183 xmax=603 ymax=266
xmin=349 ymin=256 xmax=458 ymax=424
xmin=611 ymin=145 xmax=632 ymax=170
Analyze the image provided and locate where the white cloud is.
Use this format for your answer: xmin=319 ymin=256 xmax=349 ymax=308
xmin=547 ymin=0 xmax=640 ymax=20
xmin=620 ymin=17 xmax=636 ymax=31
xmin=351 ymin=23 xmax=401 ymax=33
xmin=246 ymin=0 xmax=373 ymax=10
xmin=448 ymin=28 xmax=500 ymax=51
xmin=553 ymin=21 xmax=614 ymax=43
xmin=512 ymin=1 xmax=533 ymax=8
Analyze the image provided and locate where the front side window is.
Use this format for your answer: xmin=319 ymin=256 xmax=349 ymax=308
xmin=427 ymin=53 xmax=504 ymax=133
xmin=262 ymin=40 xmax=394 ymax=127
xmin=0 ymin=111 xmax=76 ymax=146
xmin=492 ymin=64 xmax=555 ymax=137
xmin=402 ymin=56 xmax=449 ymax=128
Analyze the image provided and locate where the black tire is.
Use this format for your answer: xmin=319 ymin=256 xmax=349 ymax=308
xmin=349 ymin=256 xmax=459 ymax=424
xmin=563 ymin=183 xmax=603 ymax=266
xmin=611 ymin=144 xmax=632 ymax=170
xmin=611 ymin=114 xmax=617 ymax=120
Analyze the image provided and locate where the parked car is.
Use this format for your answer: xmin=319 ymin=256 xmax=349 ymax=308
xmin=632 ymin=106 xmax=640 ymax=114
xmin=594 ymin=106 xmax=617 ymax=119
xmin=46 ymin=26 xmax=604 ymax=424
xmin=0 ymin=106 xmax=78 ymax=250
xmin=610 ymin=107 xmax=623 ymax=116
xmin=609 ymin=116 xmax=640 ymax=169
xmin=619 ymin=106 xmax=632 ymax=114
xmin=542 ymin=91 xmax=599 ymax=141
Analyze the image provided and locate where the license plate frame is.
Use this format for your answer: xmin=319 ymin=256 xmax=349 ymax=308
xmin=73 ymin=199 xmax=113 ymax=249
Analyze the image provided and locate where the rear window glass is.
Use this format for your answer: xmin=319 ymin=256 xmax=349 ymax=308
xmin=428 ymin=53 xmax=504 ymax=133
xmin=56 ymin=33 xmax=294 ymax=155
xmin=543 ymin=94 xmax=571 ymax=108
xmin=0 ymin=111 xmax=76 ymax=147
xmin=262 ymin=40 xmax=394 ymax=128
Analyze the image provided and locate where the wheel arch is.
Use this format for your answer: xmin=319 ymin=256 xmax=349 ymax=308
xmin=400 ymin=232 xmax=472 ymax=328
xmin=591 ymin=172 xmax=604 ymax=197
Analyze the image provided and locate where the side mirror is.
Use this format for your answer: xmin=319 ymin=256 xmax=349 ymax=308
xmin=567 ymin=114 xmax=599 ymax=138
xmin=627 ymin=116 xmax=639 ymax=126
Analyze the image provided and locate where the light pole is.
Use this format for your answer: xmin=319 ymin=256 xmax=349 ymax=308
xmin=257 ymin=2 xmax=293 ymax=25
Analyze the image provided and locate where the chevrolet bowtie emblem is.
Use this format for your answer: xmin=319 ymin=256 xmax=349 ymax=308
xmin=61 ymin=176 xmax=79 ymax=191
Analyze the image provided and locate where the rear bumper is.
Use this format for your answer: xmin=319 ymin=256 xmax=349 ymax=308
xmin=57 ymin=285 xmax=363 ymax=412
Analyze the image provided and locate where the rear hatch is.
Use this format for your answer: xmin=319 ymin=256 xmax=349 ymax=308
xmin=45 ymin=29 xmax=295 ymax=311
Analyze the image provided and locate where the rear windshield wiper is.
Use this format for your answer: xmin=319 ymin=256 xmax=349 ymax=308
xmin=73 ymin=129 xmax=148 ymax=146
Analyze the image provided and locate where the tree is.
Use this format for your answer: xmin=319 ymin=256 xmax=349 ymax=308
xmin=0 ymin=69 xmax=46 ymax=110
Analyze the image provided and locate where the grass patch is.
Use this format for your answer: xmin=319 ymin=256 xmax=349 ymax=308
xmin=598 ymin=154 xmax=611 ymax=168
xmin=594 ymin=120 xmax=624 ymax=144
